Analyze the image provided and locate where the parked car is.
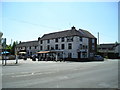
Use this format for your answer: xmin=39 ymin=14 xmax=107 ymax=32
xmin=94 ymin=55 xmax=104 ymax=61
xmin=31 ymin=54 xmax=38 ymax=61
xmin=18 ymin=54 xmax=27 ymax=60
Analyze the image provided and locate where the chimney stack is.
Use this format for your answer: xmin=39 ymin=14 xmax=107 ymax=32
xmin=71 ymin=26 xmax=76 ymax=30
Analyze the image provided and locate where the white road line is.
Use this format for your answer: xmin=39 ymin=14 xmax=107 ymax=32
xmin=3 ymin=72 xmax=31 ymax=75
xmin=11 ymin=71 xmax=56 ymax=78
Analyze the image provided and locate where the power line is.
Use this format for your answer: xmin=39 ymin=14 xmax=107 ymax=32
xmin=4 ymin=17 xmax=62 ymax=30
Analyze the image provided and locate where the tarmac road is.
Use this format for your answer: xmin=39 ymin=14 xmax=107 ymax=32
xmin=1 ymin=59 xmax=119 ymax=88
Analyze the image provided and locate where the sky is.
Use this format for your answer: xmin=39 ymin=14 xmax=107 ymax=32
xmin=0 ymin=1 xmax=118 ymax=44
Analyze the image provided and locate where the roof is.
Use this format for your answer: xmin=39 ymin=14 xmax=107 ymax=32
xmin=98 ymin=43 xmax=120 ymax=49
xmin=79 ymin=29 xmax=96 ymax=38
xmin=40 ymin=27 xmax=96 ymax=40
xmin=16 ymin=40 xmax=38 ymax=47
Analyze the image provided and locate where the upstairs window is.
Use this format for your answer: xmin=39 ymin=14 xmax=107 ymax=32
xmin=61 ymin=44 xmax=65 ymax=49
xmin=55 ymin=38 xmax=58 ymax=42
xmin=55 ymin=44 xmax=58 ymax=50
xmin=61 ymin=37 xmax=65 ymax=42
xmin=40 ymin=40 xmax=43 ymax=44
xmin=47 ymin=45 xmax=50 ymax=50
xmin=80 ymin=37 xmax=82 ymax=42
xmin=92 ymin=39 xmax=95 ymax=43
xmin=68 ymin=43 xmax=72 ymax=49
xmin=51 ymin=47 xmax=54 ymax=50
xmin=35 ymin=46 xmax=37 ymax=49
xmin=67 ymin=37 xmax=73 ymax=42
xmin=47 ymin=39 xmax=50 ymax=43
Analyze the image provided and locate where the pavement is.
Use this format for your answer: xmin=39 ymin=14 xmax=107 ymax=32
xmin=1 ymin=59 xmax=119 ymax=88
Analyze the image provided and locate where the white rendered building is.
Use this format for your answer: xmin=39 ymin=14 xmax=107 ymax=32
xmin=38 ymin=26 xmax=97 ymax=61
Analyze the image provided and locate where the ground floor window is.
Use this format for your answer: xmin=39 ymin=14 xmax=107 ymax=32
xmin=82 ymin=52 xmax=87 ymax=58
xmin=68 ymin=53 xmax=72 ymax=58
xmin=90 ymin=53 xmax=94 ymax=57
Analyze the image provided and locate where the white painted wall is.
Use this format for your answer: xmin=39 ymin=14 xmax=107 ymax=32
xmin=39 ymin=36 xmax=89 ymax=59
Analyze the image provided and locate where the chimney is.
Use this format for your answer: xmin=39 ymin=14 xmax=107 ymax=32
xmin=38 ymin=37 xmax=41 ymax=41
xmin=71 ymin=26 xmax=76 ymax=30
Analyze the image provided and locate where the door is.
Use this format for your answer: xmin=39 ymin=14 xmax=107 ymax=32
xmin=78 ymin=52 xmax=81 ymax=58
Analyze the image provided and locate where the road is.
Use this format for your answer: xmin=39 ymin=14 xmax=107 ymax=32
xmin=1 ymin=59 xmax=119 ymax=88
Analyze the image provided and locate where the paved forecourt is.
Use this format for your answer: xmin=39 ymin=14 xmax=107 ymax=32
xmin=1 ymin=59 xmax=119 ymax=88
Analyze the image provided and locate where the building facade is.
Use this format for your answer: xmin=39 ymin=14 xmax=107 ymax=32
xmin=38 ymin=26 xmax=97 ymax=60
xmin=15 ymin=40 xmax=39 ymax=56
xmin=98 ymin=43 xmax=120 ymax=58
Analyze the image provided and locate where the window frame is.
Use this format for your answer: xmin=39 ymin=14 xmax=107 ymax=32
xmin=68 ymin=43 xmax=72 ymax=49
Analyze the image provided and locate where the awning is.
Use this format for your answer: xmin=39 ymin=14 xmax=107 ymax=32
xmin=37 ymin=50 xmax=63 ymax=54
xmin=19 ymin=52 xmax=26 ymax=54
xmin=37 ymin=51 xmax=50 ymax=54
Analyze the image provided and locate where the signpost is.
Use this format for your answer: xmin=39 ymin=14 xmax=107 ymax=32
xmin=2 ymin=38 xmax=7 ymax=65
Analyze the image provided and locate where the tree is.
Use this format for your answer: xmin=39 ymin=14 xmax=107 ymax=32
xmin=5 ymin=41 xmax=19 ymax=55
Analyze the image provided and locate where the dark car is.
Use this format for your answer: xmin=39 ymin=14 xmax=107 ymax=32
xmin=94 ymin=55 xmax=104 ymax=61
xmin=31 ymin=54 xmax=38 ymax=61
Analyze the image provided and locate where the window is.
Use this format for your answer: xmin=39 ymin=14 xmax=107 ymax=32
xmin=40 ymin=40 xmax=43 ymax=44
xmin=35 ymin=46 xmax=37 ymax=49
xmin=55 ymin=38 xmax=58 ymax=42
xmin=51 ymin=47 xmax=54 ymax=50
xmin=47 ymin=39 xmax=50 ymax=43
xmin=92 ymin=39 xmax=95 ymax=43
xmin=83 ymin=45 xmax=85 ymax=49
xmin=82 ymin=52 xmax=87 ymax=58
xmin=67 ymin=37 xmax=73 ymax=42
xmin=61 ymin=44 xmax=65 ymax=49
xmin=47 ymin=45 xmax=50 ymax=50
xmin=80 ymin=44 xmax=82 ymax=49
xmin=61 ymin=37 xmax=64 ymax=42
xmin=92 ymin=45 xmax=95 ymax=50
xmin=68 ymin=43 xmax=72 ymax=49
xmin=29 ymin=46 xmax=31 ymax=49
xmin=40 ymin=46 xmax=43 ymax=50
xmin=80 ymin=37 xmax=82 ymax=41
xmin=55 ymin=44 xmax=58 ymax=50
xmin=90 ymin=53 xmax=94 ymax=57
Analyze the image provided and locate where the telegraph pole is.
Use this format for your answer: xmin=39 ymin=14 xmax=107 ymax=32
xmin=98 ymin=32 xmax=99 ymax=45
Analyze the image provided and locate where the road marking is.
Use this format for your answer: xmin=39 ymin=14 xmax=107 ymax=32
xmin=11 ymin=71 xmax=56 ymax=78
xmin=98 ymin=82 xmax=110 ymax=87
xmin=12 ymin=73 xmax=34 ymax=77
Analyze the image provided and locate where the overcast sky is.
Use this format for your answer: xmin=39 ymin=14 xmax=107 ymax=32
xmin=0 ymin=1 xmax=118 ymax=44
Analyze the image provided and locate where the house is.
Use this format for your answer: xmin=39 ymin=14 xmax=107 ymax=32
xmin=38 ymin=26 xmax=97 ymax=61
xmin=98 ymin=43 xmax=120 ymax=59
xmin=15 ymin=40 xmax=39 ymax=56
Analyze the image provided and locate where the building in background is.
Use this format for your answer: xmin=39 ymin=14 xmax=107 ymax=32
xmin=38 ymin=26 xmax=97 ymax=61
xmin=98 ymin=43 xmax=120 ymax=59
xmin=15 ymin=40 xmax=39 ymax=57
